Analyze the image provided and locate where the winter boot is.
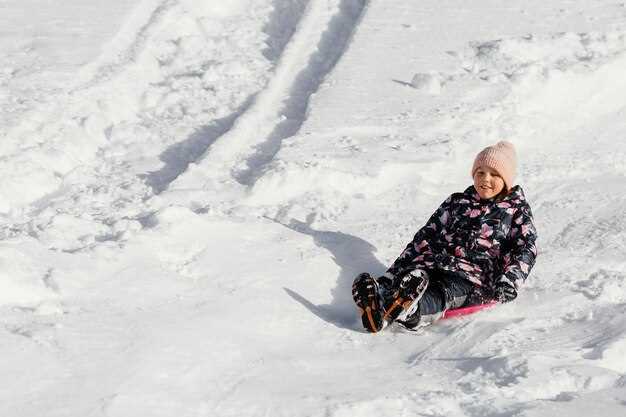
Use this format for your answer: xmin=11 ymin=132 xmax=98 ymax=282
xmin=383 ymin=270 xmax=429 ymax=324
xmin=396 ymin=309 xmax=422 ymax=331
xmin=352 ymin=273 xmax=385 ymax=333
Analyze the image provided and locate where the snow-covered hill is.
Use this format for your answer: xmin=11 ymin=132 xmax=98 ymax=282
xmin=1 ymin=1 xmax=626 ymax=416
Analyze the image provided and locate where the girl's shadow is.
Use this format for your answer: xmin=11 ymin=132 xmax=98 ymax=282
xmin=274 ymin=217 xmax=387 ymax=330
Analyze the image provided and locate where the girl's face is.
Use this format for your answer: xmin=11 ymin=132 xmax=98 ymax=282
xmin=473 ymin=166 xmax=506 ymax=200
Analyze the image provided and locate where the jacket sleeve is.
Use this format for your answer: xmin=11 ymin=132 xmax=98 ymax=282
xmin=502 ymin=203 xmax=538 ymax=286
xmin=386 ymin=196 xmax=453 ymax=277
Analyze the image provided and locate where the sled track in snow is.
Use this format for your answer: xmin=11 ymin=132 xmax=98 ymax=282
xmin=169 ymin=0 xmax=369 ymax=192
xmin=145 ymin=0 xmax=312 ymax=194
xmin=71 ymin=0 xmax=176 ymax=90
xmin=0 ymin=0 xmax=315 ymax=239
xmin=144 ymin=105 xmax=250 ymax=194
xmin=234 ymin=0 xmax=369 ymax=186
xmin=263 ymin=0 xmax=310 ymax=62
xmin=148 ymin=0 xmax=311 ymax=194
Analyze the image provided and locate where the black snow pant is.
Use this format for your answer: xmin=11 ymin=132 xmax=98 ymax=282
xmin=379 ymin=269 xmax=484 ymax=328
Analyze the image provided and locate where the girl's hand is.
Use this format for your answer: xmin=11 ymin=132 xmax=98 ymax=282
xmin=494 ymin=275 xmax=517 ymax=302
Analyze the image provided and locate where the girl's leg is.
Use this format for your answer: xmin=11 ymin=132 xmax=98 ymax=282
xmin=398 ymin=273 xmax=477 ymax=329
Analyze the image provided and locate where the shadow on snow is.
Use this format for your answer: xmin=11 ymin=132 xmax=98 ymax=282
xmin=273 ymin=217 xmax=386 ymax=330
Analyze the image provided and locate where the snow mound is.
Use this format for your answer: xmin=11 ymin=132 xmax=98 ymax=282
xmin=0 ymin=243 xmax=56 ymax=306
xmin=411 ymin=72 xmax=443 ymax=94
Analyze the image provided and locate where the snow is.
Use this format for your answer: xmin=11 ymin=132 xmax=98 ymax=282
xmin=1 ymin=0 xmax=626 ymax=416
xmin=411 ymin=72 xmax=443 ymax=94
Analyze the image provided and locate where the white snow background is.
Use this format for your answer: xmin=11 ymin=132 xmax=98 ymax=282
xmin=1 ymin=0 xmax=626 ymax=416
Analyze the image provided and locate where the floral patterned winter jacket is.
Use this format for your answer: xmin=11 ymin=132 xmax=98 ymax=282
xmin=387 ymin=185 xmax=538 ymax=289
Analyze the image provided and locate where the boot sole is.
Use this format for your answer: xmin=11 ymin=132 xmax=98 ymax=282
xmin=352 ymin=275 xmax=384 ymax=333
xmin=383 ymin=297 xmax=414 ymax=322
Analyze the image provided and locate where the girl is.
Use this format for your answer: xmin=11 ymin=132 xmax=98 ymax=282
xmin=352 ymin=141 xmax=538 ymax=332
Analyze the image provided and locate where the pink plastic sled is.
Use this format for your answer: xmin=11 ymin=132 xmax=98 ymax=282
xmin=440 ymin=301 xmax=498 ymax=320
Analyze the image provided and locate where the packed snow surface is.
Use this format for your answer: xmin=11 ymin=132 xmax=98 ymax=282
xmin=1 ymin=0 xmax=626 ymax=416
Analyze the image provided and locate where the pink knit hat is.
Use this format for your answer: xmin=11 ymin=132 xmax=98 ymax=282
xmin=471 ymin=141 xmax=517 ymax=191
